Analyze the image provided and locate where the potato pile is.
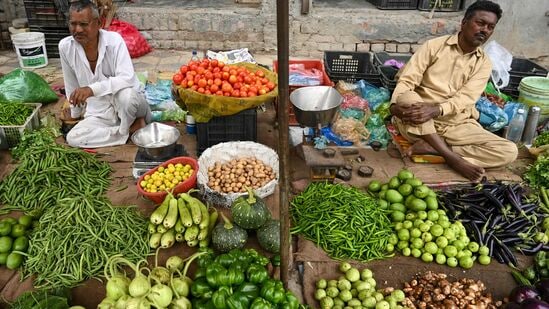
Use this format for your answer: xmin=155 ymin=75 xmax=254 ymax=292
xmin=207 ymin=157 xmax=275 ymax=193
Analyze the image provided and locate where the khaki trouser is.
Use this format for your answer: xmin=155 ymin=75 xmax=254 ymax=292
xmin=393 ymin=91 xmax=518 ymax=168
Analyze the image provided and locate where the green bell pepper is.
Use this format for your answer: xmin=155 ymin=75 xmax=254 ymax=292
xmin=260 ymin=280 xmax=286 ymax=304
xmin=191 ymin=277 xmax=214 ymax=299
xmin=216 ymin=252 xmax=238 ymax=267
xmin=228 ymin=265 xmax=245 ymax=286
xmin=247 ymin=263 xmax=269 ymax=284
xmin=193 ymin=298 xmax=216 ymax=309
xmin=279 ymin=291 xmax=300 ymax=309
xmin=226 ymin=292 xmax=250 ymax=309
xmin=206 ymin=263 xmax=230 ymax=288
xmin=212 ymin=286 xmax=232 ymax=309
xmin=236 ymin=282 xmax=260 ymax=302
xmin=250 ymin=297 xmax=272 ymax=309
xmin=270 ymin=254 xmax=281 ymax=267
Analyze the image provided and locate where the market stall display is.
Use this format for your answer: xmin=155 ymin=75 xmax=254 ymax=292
xmin=0 ymin=214 xmax=35 ymax=270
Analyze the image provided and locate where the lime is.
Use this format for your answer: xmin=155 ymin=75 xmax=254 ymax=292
xmin=459 ymin=256 xmax=474 ymax=269
xmin=381 ymin=184 xmax=389 ymax=191
xmin=0 ymin=222 xmax=12 ymax=237
xmin=368 ymin=180 xmax=382 ymax=192
xmin=0 ymin=253 xmax=8 ymax=265
xmin=410 ymin=228 xmax=421 ymax=238
xmin=385 ymin=190 xmax=403 ymax=203
xmin=425 ymin=196 xmax=438 ymax=210
xmin=411 ymin=248 xmax=422 ymax=258
xmin=0 ymin=236 xmax=12 ymax=253
xmin=436 ymin=236 xmax=448 ymax=249
xmin=414 ymin=185 xmax=430 ymax=199
xmin=375 ymin=300 xmax=390 ymax=309
xmin=397 ymin=240 xmax=409 ymax=250
xmin=462 ymin=249 xmax=473 ymax=257
xmin=386 ymin=243 xmax=395 ymax=252
xmin=421 ymin=252 xmax=433 ymax=263
xmin=430 ymin=224 xmax=444 ymax=237
xmin=12 ymin=236 xmax=29 ymax=252
xmin=446 ymin=257 xmax=458 ymax=267
xmin=435 ymin=254 xmax=447 ymax=265
xmin=416 ymin=210 xmax=428 ymax=220
xmin=391 ymin=211 xmax=404 ymax=225
xmin=410 ymin=198 xmax=427 ymax=212
xmin=378 ymin=199 xmax=389 ymax=210
xmin=402 ymin=220 xmax=413 ymax=230
xmin=411 ymin=238 xmax=424 ymax=249
xmin=6 ymin=252 xmax=23 ymax=270
xmin=422 ymin=232 xmax=433 ymax=243
xmin=398 ymin=169 xmax=414 ymax=181
xmin=413 ymin=219 xmax=424 ymax=228
xmin=427 ymin=210 xmax=439 ymax=222
xmin=402 ymin=247 xmax=411 ymax=256
xmin=398 ymin=183 xmax=413 ymax=197
xmin=378 ymin=190 xmax=387 ymax=200
xmin=361 ymin=268 xmax=373 ymax=280
xmin=467 ymin=242 xmax=480 ymax=253
xmin=404 ymin=195 xmax=415 ymax=208
xmin=478 ymin=255 xmax=491 ymax=265
xmin=405 ymin=212 xmax=416 ymax=221
xmin=363 ymin=297 xmax=377 ymax=308
xmin=392 ymin=290 xmax=406 ymax=302
xmin=388 ymin=234 xmax=398 ymax=245
xmin=339 ymin=262 xmax=352 ymax=273
xmin=394 ymin=222 xmax=403 ymax=230
xmin=388 ymin=177 xmax=401 ymax=189
xmin=419 ymin=223 xmax=430 ymax=233
xmin=10 ymin=224 xmax=26 ymax=238
xmin=443 ymin=229 xmax=456 ymax=241
xmin=316 ymin=279 xmax=327 ymax=289
xmin=1 ymin=218 xmax=17 ymax=225
xmin=478 ymin=245 xmax=490 ymax=256
xmin=424 ymin=242 xmax=438 ymax=254
xmin=405 ymin=178 xmax=423 ymax=188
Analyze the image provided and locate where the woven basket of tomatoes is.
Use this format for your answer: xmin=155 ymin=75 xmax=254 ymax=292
xmin=172 ymin=59 xmax=278 ymax=122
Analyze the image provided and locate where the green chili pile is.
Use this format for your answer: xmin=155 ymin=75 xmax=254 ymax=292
xmin=0 ymin=102 xmax=34 ymax=126
xmin=0 ymin=143 xmax=111 ymax=214
xmin=290 ymin=182 xmax=393 ymax=262
xmin=22 ymin=194 xmax=149 ymax=289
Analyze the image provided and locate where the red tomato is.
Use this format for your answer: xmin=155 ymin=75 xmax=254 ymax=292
xmin=214 ymin=78 xmax=222 ymax=86
xmin=197 ymin=67 xmax=205 ymax=75
xmin=266 ymin=81 xmax=275 ymax=90
xmin=204 ymin=72 xmax=213 ymax=80
xmin=213 ymin=72 xmax=222 ymax=79
xmin=261 ymin=78 xmax=269 ymax=84
xmin=211 ymin=59 xmax=219 ymax=67
xmin=197 ymin=79 xmax=207 ymax=88
xmin=210 ymin=84 xmax=219 ymax=92
xmin=233 ymin=82 xmax=242 ymax=90
xmin=190 ymin=64 xmax=198 ymax=71
xmin=249 ymin=86 xmax=258 ymax=93
xmin=191 ymin=85 xmax=198 ymax=91
xmin=240 ymin=91 xmax=248 ymax=98
xmin=180 ymin=65 xmax=189 ymax=74
xmin=218 ymin=61 xmax=225 ymax=69
xmin=212 ymin=67 xmax=221 ymax=74
xmin=256 ymin=70 xmax=265 ymax=78
xmin=221 ymin=83 xmax=233 ymax=93
xmin=222 ymin=72 xmax=230 ymax=80
xmin=237 ymin=76 xmax=243 ymax=83
xmin=258 ymin=88 xmax=267 ymax=95
xmin=248 ymin=91 xmax=257 ymax=97
xmin=231 ymin=90 xmax=240 ymax=97
xmin=172 ymin=73 xmax=183 ymax=85
xmin=204 ymin=90 xmax=212 ymax=95
xmin=223 ymin=92 xmax=231 ymax=96
xmin=222 ymin=66 xmax=230 ymax=73
xmin=187 ymin=80 xmax=194 ymax=87
xmin=216 ymin=90 xmax=223 ymax=96
xmin=197 ymin=87 xmax=205 ymax=93
xmin=207 ymin=79 xmax=213 ymax=86
xmin=229 ymin=69 xmax=237 ymax=76
xmin=244 ymin=76 xmax=252 ymax=84
xmin=228 ymin=75 xmax=238 ymax=84
xmin=180 ymin=79 xmax=188 ymax=88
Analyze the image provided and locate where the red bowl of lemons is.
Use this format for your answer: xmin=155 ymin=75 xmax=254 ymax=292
xmin=137 ymin=156 xmax=198 ymax=204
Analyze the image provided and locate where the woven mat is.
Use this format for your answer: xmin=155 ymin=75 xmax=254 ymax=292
xmin=386 ymin=123 xmax=445 ymax=164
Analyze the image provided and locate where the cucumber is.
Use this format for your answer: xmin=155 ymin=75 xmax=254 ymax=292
xmin=197 ymin=227 xmax=208 ymax=241
xmin=150 ymin=195 xmax=171 ymax=225
xmin=175 ymin=220 xmax=185 ymax=234
xmin=198 ymin=202 xmax=210 ymax=230
xmin=178 ymin=198 xmax=193 ymax=227
xmin=187 ymin=239 xmax=199 ymax=247
xmin=160 ymin=228 xmax=176 ymax=248
xmin=149 ymin=233 xmax=162 ymax=249
xmin=184 ymin=225 xmax=199 ymax=242
xmin=180 ymin=193 xmax=202 ymax=225
xmin=163 ymin=197 xmax=179 ymax=229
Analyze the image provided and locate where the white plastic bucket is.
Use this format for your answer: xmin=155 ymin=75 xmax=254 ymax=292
xmin=11 ymin=32 xmax=48 ymax=69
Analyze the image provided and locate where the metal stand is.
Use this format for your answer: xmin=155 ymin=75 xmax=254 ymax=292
xmin=302 ymin=145 xmax=345 ymax=182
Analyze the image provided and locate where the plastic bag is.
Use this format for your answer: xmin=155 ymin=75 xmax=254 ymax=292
xmin=357 ymin=80 xmax=390 ymax=112
xmin=108 ymin=19 xmax=151 ymax=58
xmin=484 ymin=41 xmax=512 ymax=89
xmin=174 ymin=63 xmax=278 ymax=122
xmin=341 ymin=93 xmax=369 ymax=111
xmin=366 ymin=113 xmax=390 ymax=148
xmin=0 ymin=69 xmax=58 ymax=104
xmin=503 ymin=102 xmax=527 ymax=123
xmin=335 ymin=80 xmax=361 ymax=96
xmin=475 ymin=96 xmax=508 ymax=132
xmin=288 ymin=64 xmax=323 ymax=86
xmin=206 ymin=48 xmax=256 ymax=64
xmin=332 ymin=116 xmax=370 ymax=146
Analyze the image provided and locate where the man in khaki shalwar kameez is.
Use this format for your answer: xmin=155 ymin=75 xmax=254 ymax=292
xmin=390 ymin=0 xmax=517 ymax=181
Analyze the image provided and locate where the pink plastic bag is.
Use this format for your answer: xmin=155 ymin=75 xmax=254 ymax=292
xmin=108 ymin=19 xmax=151 ymax=58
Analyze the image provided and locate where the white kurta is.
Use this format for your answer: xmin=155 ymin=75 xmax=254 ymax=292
xmin=59 ymin=29 xmax=151 ymax=148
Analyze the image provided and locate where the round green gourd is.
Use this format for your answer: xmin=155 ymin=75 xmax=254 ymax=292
xmin=212 ymin=213 xmax=247 ymax=253
xmin=231 ymin=187 xmax=271 ymax=230
xmin=257 ymin=219 xmax=280 ymax=253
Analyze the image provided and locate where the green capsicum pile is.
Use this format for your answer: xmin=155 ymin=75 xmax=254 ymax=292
xmin=191 ymin=248 xmax=301 ymax=309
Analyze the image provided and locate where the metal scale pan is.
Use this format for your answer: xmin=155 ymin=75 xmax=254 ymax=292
xmin=289 ymin=86 xmax=343 ymax=128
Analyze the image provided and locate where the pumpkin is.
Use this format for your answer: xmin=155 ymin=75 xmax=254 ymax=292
xmin=257 ymin=219 xmax=280 ymax=253
xmin=211 ymin=213 xmax=247 ymax=253
xmin=231 ymin=187 xmax=271 ymax=230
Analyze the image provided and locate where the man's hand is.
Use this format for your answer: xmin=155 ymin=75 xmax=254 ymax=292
xmin=69 ymin=87 xmax=94 ymax=106
xmin=391 ymin=103 xmax=441 ymax=125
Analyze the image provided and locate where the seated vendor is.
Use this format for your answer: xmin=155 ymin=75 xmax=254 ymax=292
xmin=390 ymin=0 xmax=517 ymax=181
xmin=59 ymin=0 xmax=151 ymax=148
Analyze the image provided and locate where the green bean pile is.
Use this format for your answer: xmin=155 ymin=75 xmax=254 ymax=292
xmin=0 ymin=102 xmax=34 ymax=126
xmin=0 ymin=144 xmax=111 ymax=214
xmin=23 ymin=195 xmax=149 ymax=289
xmin=290 ymin=182 xmax=393 ymax=262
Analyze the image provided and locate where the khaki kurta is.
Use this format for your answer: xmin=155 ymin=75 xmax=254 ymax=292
xmin=391 ymin=34 xmax=517 ymax=168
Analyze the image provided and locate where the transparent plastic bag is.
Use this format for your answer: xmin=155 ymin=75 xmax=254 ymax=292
xmin=332 ymin=115 xmax=370 ymax=146
xmin=366 ymin=113 xmax=390 ymax=148
xmin=357 ymin=80 xmax=390 ymax=111
xmin=484 ymin=41 xmax=512 ymax=89
xmin=475 ymin=96 xmax=508 ymax=132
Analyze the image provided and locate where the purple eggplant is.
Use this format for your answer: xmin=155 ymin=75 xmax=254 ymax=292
xmin=536 ymin=279 xmax=549 ymax=302
xmin=509 ymin=285 xmax=540 ymax=304
xmin=520 ymin=298 xmax=549 ymax=309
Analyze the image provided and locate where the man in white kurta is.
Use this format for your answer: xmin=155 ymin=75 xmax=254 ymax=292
xmin=59 ymin=0 xmax=151 ymax=148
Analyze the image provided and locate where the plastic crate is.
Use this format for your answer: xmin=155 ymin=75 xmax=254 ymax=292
xmin=418 ymin=0 xmax=463 ymax=11
xmin=378 ymin=66 xmax=398 ymax=92
xmin=273 ymin=59 xmax=334 ymax=125
xmin=0 ymin=103 xmax=41 ymax=149
xmin=323 ymin=51 xmax=381 ymax=84
xmin=29 ymin=26 xmax=70 ymax=58
xmin=367 ymin=0 xmax=418 ymax=10
xmin=24 ymin=0 xmax=68 ymax=28
xmin=196 ymin=108 xmax=257 ymax=155
xmin=509 ymin=58 xmax=548 ymax=77
xmin=373 ymin=52 xmax=412 ymax=68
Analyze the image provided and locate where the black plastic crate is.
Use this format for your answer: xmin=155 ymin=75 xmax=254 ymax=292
xmin=373 ymin=52 xmax=412 ymax=68
xmin=29 ymin=26 xmax=70 ymax=58
xmin=24 ymin=0 xmax=68 ymax=28
xmin=378 ymin=66 xmax=398 ymax=91
xmin=367 ymin=0 xmax=418 ymax=9
xmin=509 ymin=58 xmax=548 ymax=77
xmin=324 ymin=51 xmax=380 ymax=83
xmin=196 ymin=108 xmax=257 ymax=155
xmin=418 ymin=0 xmax=463 ymax=11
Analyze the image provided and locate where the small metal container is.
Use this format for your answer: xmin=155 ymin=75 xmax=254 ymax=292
xmin=522 ymin=106 xmax=541 ymax=145
xmin=131 ymin=122 xmax=180 ymax=160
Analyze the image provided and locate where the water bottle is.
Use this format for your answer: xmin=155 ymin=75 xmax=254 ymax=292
xmin=522 ymin=106 xmax=541 ymax=145
xmin=191 ymin=50 xmax=199 ymax=62
xmin=506 ymin=108 xmax=526 ymax=143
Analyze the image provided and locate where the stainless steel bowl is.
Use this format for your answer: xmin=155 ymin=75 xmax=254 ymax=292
xmin=290 ymin=86 xmax=343 ymax=127
xmin=131 ymin=122 xmax=180 ymax=159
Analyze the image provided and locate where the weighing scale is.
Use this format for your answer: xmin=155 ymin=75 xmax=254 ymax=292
xmin=132 ymin=144 xmax=187 ymax=179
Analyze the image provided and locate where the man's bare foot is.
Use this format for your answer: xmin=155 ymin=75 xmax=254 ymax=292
xmin=445 ymin=153 xmax=485 ymax=181
xmin=129 ymin=117 xmax=146 ymax=134
xmin=405 ymin=139 xmax=439 ymax=157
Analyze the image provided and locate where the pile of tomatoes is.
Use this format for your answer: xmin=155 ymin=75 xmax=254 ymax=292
xmin=172 ymin=58 xmax=276 ymax=98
